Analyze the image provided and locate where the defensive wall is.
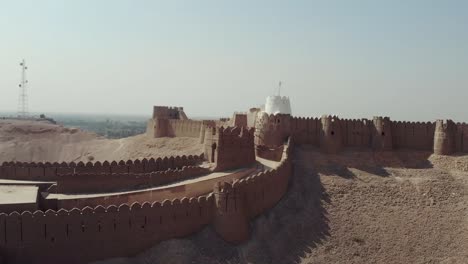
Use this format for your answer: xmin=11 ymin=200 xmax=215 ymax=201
xmin=54 ymin=166 xmax=210 ymax=194
xmin=255 ymin=144 xmax=284 ymax=161
xmin=0 ymin=154 xmax=204 ymax=181
xmin=152 ymin=106 xmax=187 ymax=120
xmin=47 ymin=166 xmax=258 ymax=211
xmin=255 ymin=113 xmax=468 ymax=155
xmin=0 ymin=138 xmax=293 ymax=264
xmin=147 ymin=106 xmax=250 ymax=143
xmin=204 ymin=126 xmax=256 ymax=171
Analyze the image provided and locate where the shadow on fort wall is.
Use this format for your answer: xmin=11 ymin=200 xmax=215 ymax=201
xmin=95 ymin=145 xmax=435 ymax=264
xmin=237 ymin=152 xmax=331 ymax=264
xmin=98 ymin=148 xmax=330 ymax=264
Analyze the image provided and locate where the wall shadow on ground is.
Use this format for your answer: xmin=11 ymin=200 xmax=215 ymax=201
xmin=183 ymin=148 xmax=331 ymax=264
xmin=99 ymin=148 xmax=330 ymax=264
xmin=308 ymin=147 xmax=434 ymax=179
xmin=96 ymin=147 xmax=435 ymax=264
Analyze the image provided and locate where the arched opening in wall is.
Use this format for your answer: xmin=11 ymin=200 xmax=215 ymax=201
xmin=277 ymin=119 xmax=281 ymax=124
xmin=211 ymin=143 xmax=217 ymax=163
xmin=381 ymin=132 xmax=385 ymax=136
xmin=331 ymin=131 xmax=335 ymax=135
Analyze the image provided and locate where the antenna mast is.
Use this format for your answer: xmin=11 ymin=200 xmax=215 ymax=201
xmin=18 ymin=59 xmax=29 ymax=118
xmin=277 ymin=81 xmax=282 ymax=96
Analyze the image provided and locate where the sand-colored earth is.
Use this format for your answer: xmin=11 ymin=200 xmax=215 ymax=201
xmin=1 ymin=120 xmax=467 ymax=263
xmin=0 ymin=119 xmax=203 ymax=163
xmin=94 ymin=146 xmax=468 ymax=264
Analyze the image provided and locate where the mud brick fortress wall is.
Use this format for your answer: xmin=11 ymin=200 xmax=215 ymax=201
xmin=0 ymin=139 xmax=293 ymax=264
xmin=48 ymin=166 xmax=258 ymax=212
xmin=203 ymin=126 xmax=256 ymax=171
xmin=147 ymin=106 xmax=250 ymax=144
xmin=0 ymin=154 xmax=204 ymax=182
xmin=3 ymin=102 xmax=468 ymax=264
xmin=55 ymin=166 xmax=210 ymax=194
xmin=146 ymin=106 xmax=203 ymax=138
xmin=255 ymin=113 xmax=468 ymax=155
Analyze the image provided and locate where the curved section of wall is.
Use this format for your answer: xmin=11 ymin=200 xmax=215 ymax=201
xmin=49 ymin=167 xmax=257 ymax=210
xmin=254 ymin=113 xmax=292 ymax=147
xmin=0 ymin=138 xmax=295 ymax=264
xmin=56 ymin=166 xmax=210 ymax=194
xmin=213 ymin=137 xmax=293 ymax=243
xmin=0 ymin=154 xmax=204 ymax=181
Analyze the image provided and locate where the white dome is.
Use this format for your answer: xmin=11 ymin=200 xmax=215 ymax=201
xmin=264 ymin=95 xmax=292 ymax=115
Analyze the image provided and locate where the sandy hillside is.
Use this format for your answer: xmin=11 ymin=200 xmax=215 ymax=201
xmin=0 ymin=119 xmax=204 ymax=163
xmin=94 ymin=146 xmax=468 ymax=264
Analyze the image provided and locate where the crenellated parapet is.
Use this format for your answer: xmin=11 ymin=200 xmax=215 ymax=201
xmin=204 ymin=126 xmax=255 ymax=171
xmin=372 ymin=116 xmax=393 ymax=150
xmin=434 ymin=119 xmax=456 ymax=155
xmin=320 ymin=115 xmax=342 ymax=154
xmin=152 ymin=106 xmax=186 ymax=120
xmin=0 ymin=154 xmax=204 ymax=181
xmin=213 ymin=181 xmax=249 ymax=243
xmin=147 ymin=105 xmax=192 ymax=138
xmin=0 ymin=195 xmax=215 ymax=264
xmin=254 ymin=112 xmax=468 ymax=155
xmin=55 ymin=165 xmax=210 ymax=194
xmin=213 ymin=137 xmax=293 ymax=242
xmin=0 ymin=139 xmax=295 ymax=263
xmin=254 ymin=112 xmax=292 ymax=147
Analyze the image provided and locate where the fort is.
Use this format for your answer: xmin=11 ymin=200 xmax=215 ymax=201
xmin=0 ymin=97 xmax=467 ymax=264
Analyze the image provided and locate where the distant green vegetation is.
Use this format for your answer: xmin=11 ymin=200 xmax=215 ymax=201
xmin=50 ymin=113 xmax=148 ymax=139
xmin=61 ymin=119 xmax=146 ymax=138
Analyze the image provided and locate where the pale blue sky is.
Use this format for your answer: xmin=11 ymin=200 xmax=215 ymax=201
xmin=0 ymin=0 xmax=467 ymax=121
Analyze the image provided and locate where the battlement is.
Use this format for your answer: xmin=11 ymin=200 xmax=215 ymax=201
xmin=0 ymin=139 xmax=295 ymax=263
xmin=152 ymin=106 xmax=186 ymax=119
xmin=55 ymin=165 xmax=210 ymax=194
xmin=0 ymin=195 xmax=215 ymax=264
xmin=148 ymin=106 xmax=205 ymax=139
xmin=208 ymin=126 xmax=255 ymax=139
xmin=434 ymin=119 xmax=457 ymax=155
xmin=254 ymin=112 xmax=292 ymax=147
xmin=254 ymin=114 xmax=468 ymax=155
xmin=204 ymin=126 xmax=255 ymax=171
xmin=0 ymin=154 xmax=204 ymax=181
xmin=435 ymin=119 xmax=455 ymax=131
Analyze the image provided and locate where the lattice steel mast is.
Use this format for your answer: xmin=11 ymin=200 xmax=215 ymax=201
xmin=18 ymin=59 xmax=29 ymax=118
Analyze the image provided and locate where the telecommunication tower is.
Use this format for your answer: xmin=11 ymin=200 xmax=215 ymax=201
xmin=17 ymin=59 xmax=29 ymax=118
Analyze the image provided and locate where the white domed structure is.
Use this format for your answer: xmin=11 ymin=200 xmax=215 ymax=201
xmin=264 ymin=95 xmax=292 ymax=115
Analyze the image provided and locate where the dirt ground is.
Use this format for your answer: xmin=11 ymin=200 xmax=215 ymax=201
xmin=2 ymin=120 xmax=466 ymax=264
xmin=95 ymin=145 xmax=468 ymax=264
xmin=0 ymin=119 xmax=204 ymax=163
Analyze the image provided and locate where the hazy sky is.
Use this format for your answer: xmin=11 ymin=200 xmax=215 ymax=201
xmin=1 ymin=0 xmax=467 ymax=121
